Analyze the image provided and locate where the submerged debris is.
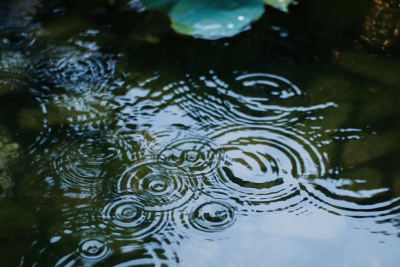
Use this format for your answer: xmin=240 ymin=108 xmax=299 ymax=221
xmin=359 ymin=0 xmax=400 ymax=51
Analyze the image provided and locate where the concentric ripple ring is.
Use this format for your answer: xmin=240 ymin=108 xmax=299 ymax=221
xmin=52 ymin=133 xmax=120 ymax=192
xmin=0 ymin=26 xmax=35 ymax=50
xmin=172 ymin=197 xmax=238 ymax=241
xmin=34 ymin=46 xmax=116 ymax=92
xmin=189 ymin=201 xmax=236 ymax=232
xmin=118 ymin=163 xmax=200 ymax=211
xmin=203 ymin=124 xmax=326 ymax=213
xmin=99 ymin=198 xmax=167 ymax=241
xmin=78 ymin=238 xmax=109 ymax=261
xmin=156 ymin=137 xmax=222 ymax=175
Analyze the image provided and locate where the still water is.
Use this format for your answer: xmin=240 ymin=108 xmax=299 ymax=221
xmin=1 ymin=0 xmax=400 ymax=266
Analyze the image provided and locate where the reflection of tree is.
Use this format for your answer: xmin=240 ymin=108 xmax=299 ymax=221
xmin=360 ymin=0 xmax=400 ymax=50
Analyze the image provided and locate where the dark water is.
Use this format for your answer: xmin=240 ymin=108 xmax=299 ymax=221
xmin=1 ymin=0 xmax=400 ymax=266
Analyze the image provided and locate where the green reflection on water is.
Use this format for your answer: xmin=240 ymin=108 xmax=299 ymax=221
xmin=1 ymin=0 xmax=400 ymax=266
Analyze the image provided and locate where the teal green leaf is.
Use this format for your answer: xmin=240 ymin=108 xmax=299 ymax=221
xmin=263 ymin=0 xmax=294 ymax=12
xmin=140 ymin=0 xmax=265 ymax=39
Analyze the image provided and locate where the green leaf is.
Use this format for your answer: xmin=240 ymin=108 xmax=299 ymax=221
xmin=140 ymin=0 xmax=265 ymax=39
xmin=263 ymin=0 xmax=294 ymax=12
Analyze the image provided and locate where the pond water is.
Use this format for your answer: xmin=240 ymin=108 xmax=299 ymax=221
xmin=1 ymin=0 xmax=400 ymax=266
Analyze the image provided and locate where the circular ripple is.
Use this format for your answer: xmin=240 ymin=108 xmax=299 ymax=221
xmin=146 ymin=72 xmax=307 ymax=126
xmin=118 ymin=163 xmax=200 ymax=211
xmin=99 ymin=198 xmax=167 ymax=241
xmin=189 ymin=201 xmax=236 ymax=233
xmin=227 ymin=73 xmax=305 ymax=120
xmin=34 ymin=46 xmax=116 ymax=91
xmin=33 ymin=92 xmax=114 ymax=131
xmin=0 ymin=26 xmax=35 ymax=50
xmin=78 ymin=238 xmax=109 ymax=261
xmin=52 ymin=133 xmax=120 ymax=192
xmin=203 ymin=125 xmax=326 ymax=213
xmin=0 ymin=51 xmax=33 ymax=92
xmin=107 ymin=129 xmax=152 ymax=163
xmin=114 ymin=72 xmax=308 ymax=131
xmin=157 ymin=137 xmax=222 ymax=175
xmin=141 ymin=126 xmax=222 ymax=175
xmin=53 ymin=52 xmax=115 ymax=84
xmin=172 ymin=197 xmax=238 ymax=241
xmin=302 ymin=179 xmax=400 ymax=220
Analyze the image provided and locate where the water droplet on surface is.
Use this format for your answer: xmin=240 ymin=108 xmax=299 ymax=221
xmin=97 ymin=198 xmax=167 ymax=240
xmin=171 ymin=198 xmax=237 ymax=241
xmin=157 ymin=137 xmax=222 ymax=175
xmin=191 ymin=202 xmax=234 ymax=231
xmin=78 ymin=238 xmax=108 ymax=260
xmin=118 ymin=164 xmax=200 ymax=211
xmin=51 ymin=133 xmax=120 ymax=192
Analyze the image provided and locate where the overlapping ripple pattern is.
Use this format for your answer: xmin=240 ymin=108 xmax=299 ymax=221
xmin=169 ymin=72 xmax=306 ymax=125
xmin=113 ymin=72 xmax=400 ymax=227
xmin=23 ymin=68 xmax=400 ymax=265
xmin=51 ymin=133 xmax=121 ymax=192
xmin=118 ymin=163 xmax=200 ymax=211
xmin=97 ymin=197 xmax=168 ymax=241
xmin=0 ymin=26 xmax=35 ymax=50
xmin=34 ymin=46 xmax=117 ymax=92
xmin=202 ymin=124 xmax=325 ymax=213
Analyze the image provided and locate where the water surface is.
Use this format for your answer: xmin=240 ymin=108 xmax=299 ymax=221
xmin=1 ymin=0 xmax=400 ymax=266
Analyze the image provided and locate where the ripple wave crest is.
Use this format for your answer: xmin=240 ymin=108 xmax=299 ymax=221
xmin=118 ymin=163 xmax=200 ymax=211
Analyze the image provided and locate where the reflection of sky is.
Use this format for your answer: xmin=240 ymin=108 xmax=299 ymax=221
xmin=113 ymin=71 xmax=400 ymax=266
xmin=175 ymin=208 xmax=400 ymax=267
xmin=21 ymin=63 xmax=400 ymax=266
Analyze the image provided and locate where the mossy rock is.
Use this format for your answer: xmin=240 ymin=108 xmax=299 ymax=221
xmin=354 ymin=85 xmax=400 ymax=127
xmin=307 ymin=69 xmax=400 ymax=128
xmin=335 ymin=52 xmax=400 ymax=88
xmin=306 ymin=73 xmax=362 ymax=106
xmin=303 ymin=74 xmax=359 ymax=169
xmin=305 ymin=105 xmax=353 ymax=170
xmin=342 ymin=131 xmax=400 ymax=168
